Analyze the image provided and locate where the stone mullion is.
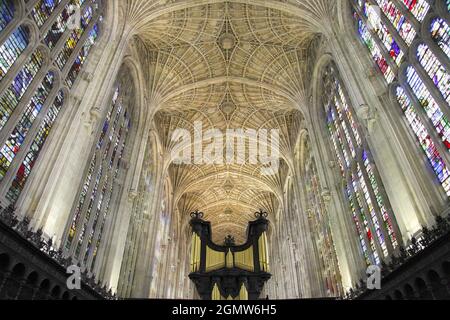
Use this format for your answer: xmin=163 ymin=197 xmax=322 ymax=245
xmin=66 ymin=98 xmax=121 ymax=257
xmin=335 ymin=69 xmax=400 ymax=255
xmin=433 ymin=0 xmax=448 ymax=16
xmin=344 ymin=166 xmax=375 ymax=266
xmin=421 ymin=24 xmax=450 ymax=72
xmin=390 ymin=0 xmax=423 ymax=33
xmin=47 ymin=0 xmax=94 ymax=59
xmin=66 ymin=153 xmax=101 ymax=258
xmin=0 ymin=44 xmax=51 ymax=142
xmin=77 ymin=107 xmax=125 ymax=264
xmin=330 ymin=99 xmax=358 ymax=175
xmin=334 ymin=83 xmax=395 ymax=256
xmin=327 ymin=104 xmax=374 ymax=263
xmin=357 ymin=149 xmax=395 ymax=256
xmin=86 ymin=116 xmax=128 ymax=272
xmin=0 ymin=84 xmax=61 ymax=202
xmin=409 ymin=47 xmax=450 ymax=110
xmin=89 ymin=169 xmax=125 ymax=279
xmin=351 ymin=157 xmax=387 ymax=263
xmin=25 ymin=0 xmax=41 ymax=11
xmin=0 ymin=66 xmax=58 ymax=151
xmin=0 ymin=0 xmax=26 ymax=46
xmin=320 ymin=94 xmax=373 ymax=274
xmin=352 ymin=2 xmax=400 ymax=75
xmin=360 ymin=130 xmax=404 ymax=245
xmin=0 ymin=20 xmax=20 ymax=49
xmin=327 ymin=102 xmax=351 ymax=173
xmin=367 ymin=0 xmax=411 ymax=55
xmin=0 ymin=19 xmax=42 ymax=97
xmin=399 ymin=73 xmax=450 ymax=166
xmin=334 ymin=84 xmax=362 ymax=159
xmin=59 ymin=14 xmax=100 ymax=79
xmin=70 ymin=99 xmax=123 ymax=258
xmin=36 ymin=0 xmax=71 ymax=39
xmin=92 ymin=169 xmax=128 ymax=279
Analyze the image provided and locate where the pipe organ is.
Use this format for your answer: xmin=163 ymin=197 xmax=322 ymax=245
xmin=189 ymin=210 xmax=272 ymax=300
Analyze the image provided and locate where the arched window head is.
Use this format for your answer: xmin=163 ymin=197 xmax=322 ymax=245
xmin=64 ymin=67 xmax=134 ymax=272
xmin=321 ymin=63 xmax=399 ymax=266
xmin=430 ymin=17 xmax=450 ymax=59
xmin=31 ymin=0 xmax=63 ymax=28
xmin=352 ymin=0 xmax=450 ymax=204
xmin=416 ymin=43 xmax=449 ymax=105
xmin=0 ymin=0 xmax=15 ymax=32
xmin=395 ymin=86 xmax=450 ymax=197
xmin=0 ymin=24 xmax=30 ymax=81
xmin=0 ymin=0 xmax=102 ymax=208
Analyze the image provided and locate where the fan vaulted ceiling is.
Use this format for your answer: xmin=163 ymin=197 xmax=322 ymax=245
xmin=122 ymin=0 xmax=335 ymax=243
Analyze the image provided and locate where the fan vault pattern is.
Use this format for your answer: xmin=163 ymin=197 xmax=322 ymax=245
xmin=121 ymin=0 xmax=336 ymax=242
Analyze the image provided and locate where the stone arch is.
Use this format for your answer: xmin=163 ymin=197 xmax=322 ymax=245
xmin=427 ymin=269 xmax=448 ymax=299
xmin=126 ymin=0 xmax=329 ymax=35
xmin=18 ymin=271 xmax=39 ymax=300
xmin=394 ymin=289 xmax=404 ymax=300
xmin=50 ymin=285 xmax=61 ymax=299
xmin=414 ymin=277 xmax=433 ymax=299
xmin=403 ymin=283 xmax=416 ymax=299
xmin=38 ymin=279 xmax=51 ymax=299
xmin=0 ymin=252 xmax=11 ymax=271
xmin=62 ymin=291 xmax=70 ymax=300
xmin=5 ymin=262 xmax=26 ymax=299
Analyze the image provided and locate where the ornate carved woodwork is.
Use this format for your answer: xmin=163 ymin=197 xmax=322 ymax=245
xmin=189 ymin=210 xmax=271 ymax=300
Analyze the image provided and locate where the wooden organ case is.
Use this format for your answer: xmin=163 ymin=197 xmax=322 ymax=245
xmin=189 ymin=210 xmax=271 ymax=300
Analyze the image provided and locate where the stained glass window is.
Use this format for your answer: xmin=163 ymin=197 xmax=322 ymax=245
xmin=6 ymin=91 xmax=65 ymax=203
xmin=0 ymin=49 xmax=44 ymax=132
xmin=354 ymin=0 xmax=450 ymax=198
xmin=0 ymin=25 xmax=29 ymax=81
xmin=400 ymin=0 xmax=430 ymax=22
xmin=0 ymin=71 xmax=54 ymax=181
xmin=31 ymin=0 xmax=62 ymax=28
xmin=66 ymin=22 xmax=98 ymax=87
xmin=416 ymin=43 xmax=450 ymax=105
xmin=355 ymin=16 xmax=396 ymax=83
xmin=373 ymin=0 xmax=417 ymax=45
xmin=359 ymin=1 xmax=404 ymax=65
xmin=406 ymin=66 xmax=450 ymax=149
xmin=396 ymin=87 xmax=450 ymax=196
xmin=0 ymin=0 xmax=14 ymax=32
xmin=43 ymin=0 xmax=87 ymax=50
xmin=55 ymin=5 xmax=94 ymax=70
xmin=323 ymin=64 xmax=398 ymax=266
xmin=430 ymin=18 xmax=450 ymax=60
xmin=65 ymin=86 xmax=131 ymax=271
xmin=0 ymin=0 xmax=102 ymax=205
